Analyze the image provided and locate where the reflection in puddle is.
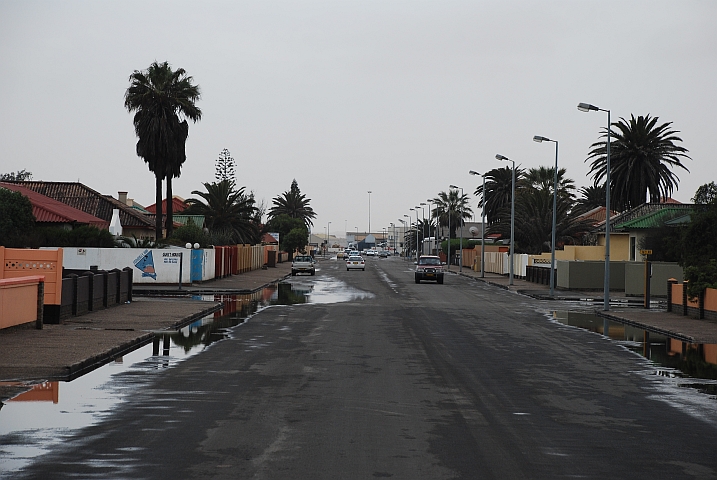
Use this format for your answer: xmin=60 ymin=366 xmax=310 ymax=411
xmin=551 ymin=310 xmax=717 ymax=388
xmin=0 ymin=277 xmax=369 ymax=476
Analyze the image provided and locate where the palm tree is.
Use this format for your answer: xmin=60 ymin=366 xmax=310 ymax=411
xmin=268 ymin=180 xmax=316 ymax=227
xmin=573 ymin=185 xmax=606 ymax=216
xmin=490 ymin=188 xmax=593 ymax=254
xmin=184 ymin=180 xmax=259 ymax=244
xmin=474 ymin=167 xmax=524 ymax=225
xmin=432 ymin=189 xmax=473 ymax=239
xmin=523 ymin=166 xmax=575 ymax=200
xmin=124 ymin=61 xmax=201 ymax=239
xmin=585 ymin=114 xmax=690 ymax=212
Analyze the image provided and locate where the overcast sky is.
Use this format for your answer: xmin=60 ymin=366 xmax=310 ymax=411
xmin=1 ymin=1 xmax=715 ymax=237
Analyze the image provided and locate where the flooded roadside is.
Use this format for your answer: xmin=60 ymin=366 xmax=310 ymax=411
xmin=0 ymin=277 xmax=370 ymax=476
xmin=550 ymin=310 xmax=717 ymax=391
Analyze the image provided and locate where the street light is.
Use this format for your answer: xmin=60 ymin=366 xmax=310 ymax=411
xmin=469 ymin=170 xmax=486 ymax=278
xmin=419 ymin=202 xmax=427 ymax=254
xmin=390 ymin=222 xmax=395 ymax=254
xmin=533 ymin=135 xmax=559 ymax=298
xmin=578 ymin=102 xmax=612 ymax=312
xmin=495 ymin=154 xmax=515 ymax=286
xmin=403 ymin=215 xmax=410 ymax=259
xmin=426 ymin=199 xmax=434 ymax=255
xmin=367 ymin=191 xmax=372 ymax=235
xmin=449 ymin=185 xmax=464 ymax=272
xmin=327 ymin=221 xmax=331 ymax=258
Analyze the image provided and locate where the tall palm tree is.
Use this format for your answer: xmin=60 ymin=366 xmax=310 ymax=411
xmin=124 ymin=61 xmax=201 ymax=239
xmin=184 ymin=180 xmax=259 ymax=244
xmin=474 ymin=167 xmax=525 ymax=225
xmin=585 ymin=114 xmax=690 ymax=212
xmin=523 ymin=166 xmax=575 ymax=200
xmin=432 ymin=190 xmax=473 ymax=239
xmin=268 ymin=179 xmax=316 ymax=227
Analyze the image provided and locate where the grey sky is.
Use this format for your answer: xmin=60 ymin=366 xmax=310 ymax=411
xmin=1 ymin=1 xmax=715 ymax=236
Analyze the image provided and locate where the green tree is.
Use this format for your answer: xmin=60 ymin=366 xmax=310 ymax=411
xmin=473 ymin=167 xmax=524 ymax=225
xmin=432 ymin=189 xmax=473 ymax=239
xmin=681 ymin=183 xmax=717 ymax=298
xmin=268 ymin=180 xmax=316 ymax=227
xmin=0 ymin=169 xmax=32 ymax=181
xmin=573 ymin=184 xmax=606 ymax=216
xmin=215 ymin=148 xmax=236 ymax=189
xmin=585 ymin=114 xmax=690 ymax=212
xmin=184 ymin=180 xmax=259 ymax=245
xmin=266 ymin=214 xmax=308 ymax=260
xmin=692 ymin=181 xmax=717 ymax=205
xmin=0 ymin=189 xmax=35 ymax=246
xmin=124 ymin=61 xmax=202 ymax=239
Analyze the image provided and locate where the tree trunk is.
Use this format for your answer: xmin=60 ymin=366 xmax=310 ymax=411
xmin=155 ymin=174 xmax=163 ymax=240
xmin=165 ymin=176 xmax=173 ymax=237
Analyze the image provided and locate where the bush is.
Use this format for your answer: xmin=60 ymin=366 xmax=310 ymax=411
xmin=32 ymin=225 xmax=116 ymax=247
xmin=168 ymin=224 xmax=209 ymax=247
xmin=0 ymin=189 xmax=35 ymax=246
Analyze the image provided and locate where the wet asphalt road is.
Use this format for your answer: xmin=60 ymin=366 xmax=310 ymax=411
xmin=15 ymin=257 xmax=717 ymax=479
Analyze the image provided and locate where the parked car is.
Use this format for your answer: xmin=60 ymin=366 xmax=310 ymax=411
xmin=292 ymin=255 xmax=315 ymax=276
xmin=346 ymin=255 xmax=365 ymax=271
xmin=414 ymin=255 xmax=444 ymax=284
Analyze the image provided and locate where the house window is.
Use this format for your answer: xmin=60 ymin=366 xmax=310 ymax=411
xmin=629 ymin=236 xmax=636 ymax=261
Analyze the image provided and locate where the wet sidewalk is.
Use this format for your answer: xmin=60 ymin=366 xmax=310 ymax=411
xmin=0 ymin=261 xmax=294 ymax=396
xmin=453 ymin=266 xmax=717 ymax=344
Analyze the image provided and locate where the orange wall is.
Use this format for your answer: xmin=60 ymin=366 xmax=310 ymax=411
xmin=705 ymin=288 xmax=717 ymax=312
xmin=0 ymin=247 xmax=62 ymax=305
xmin=0 ymin=275 xmax=43 ymax=329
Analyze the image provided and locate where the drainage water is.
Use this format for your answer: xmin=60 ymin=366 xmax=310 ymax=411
xmin=0 ymin=277 xmax=369 ymax=476
xmin=551 ymin=310 xmax=717 ymax=389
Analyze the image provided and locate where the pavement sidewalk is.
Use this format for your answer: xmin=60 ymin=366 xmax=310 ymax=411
xmin=0 ymin=261 xmax=294 ymax=400
xmin=453 ymin=266 xmax=717 ymax=344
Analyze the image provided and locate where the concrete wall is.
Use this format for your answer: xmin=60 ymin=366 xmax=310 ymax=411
xmin=556 ymin=260 xmax=626 ymax=290
xmin=624 ymin=262 xmax=683 ymax=297
xmin=62 ymin=247 xmax=214 ymax=284
xmin=1 ymin=247 xmax=62 ymax=306
xmin=596 ymin=233 xmax=630 ymax=261
xmin=0 ymin=276 xmax=43 ymax=329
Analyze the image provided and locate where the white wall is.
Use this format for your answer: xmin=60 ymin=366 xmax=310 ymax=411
xmin=61 ymin=247 xmax=214 ymax=284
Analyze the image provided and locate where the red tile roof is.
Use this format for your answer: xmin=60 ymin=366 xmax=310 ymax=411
xmin=145 ymin=197 xmax=188 ymax=214
xmin=7 ymin=181 xmax=154 ymax=229
xmin=0 ymin=182 xmax=109 ymax=229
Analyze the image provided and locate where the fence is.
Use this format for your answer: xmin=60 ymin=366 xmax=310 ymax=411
xmin=0 ymin=275 xmax=44 ymax=330
xmin=668 ymin=281 xmax=717 ymax=320
xmin=1 ymin=246 xmax=62 ymax=308
xmin=479 ymin=252 xmax=528 ymax=277
xmin=51 ymin=268 xmax=133 ymax=323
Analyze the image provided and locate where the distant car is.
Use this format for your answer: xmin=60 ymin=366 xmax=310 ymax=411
xmin=346 ymin=255 xmax=365 ymax=271
xmin=365 ymin=250 xmax=376 ymax=257
xmin=349 ymin=250 xmax=360 ymax=257
xmin=414 ymin=255 xmax=444 ymax=284
xmin=336 ymin=251 xmax=346 ymax=259
xmin=378 ymin=251 xmax=389 ymax=258
xmin=292 ymin=255 xmax=315 ymax=276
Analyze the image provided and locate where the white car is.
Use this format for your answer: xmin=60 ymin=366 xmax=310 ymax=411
xmin=291 ymin=255 xmax=316 ymax=276
xmin=365 ymin=250 xmax=376 ymax=257
xmin=346 ymin=255 xmax=365 ymax=271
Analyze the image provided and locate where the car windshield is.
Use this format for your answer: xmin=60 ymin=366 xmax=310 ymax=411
xmin=348 ymin=256 xmax=363 ymax=261
xmin=418 ymin=257 xmax=440 ymax=266
xmin=294 ymin=256 xmax=312 ymax=262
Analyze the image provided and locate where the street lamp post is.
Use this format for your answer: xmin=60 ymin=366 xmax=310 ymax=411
xmin=419 ymin=202 xmax=427 ymax=254
xmin=426 ymin=199 xmax=433 ymax=255
xmin=412 ymin=207 xmax=420 ymax=258
xmin=367 ymin=191 xmax=372 ymax=235
xmin=449 ymin=185 xmax=464 ymax=272
xmin=403 ymin=215 xmax=410 ymax=259
xmin=533 ymin=135 xmax=559 ymax=298
xmin=578 ymin=102 xmax=612 ymax=312
xmin=495 ymin=154 xmax=515 ymax=286
xmin=327 ymin=222 xmax=331 ymax=257
xmin=469 ymin=170 xmax=486 ymax=277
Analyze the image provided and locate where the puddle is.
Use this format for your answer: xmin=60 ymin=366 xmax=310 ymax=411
xmin=551 ymin=310 xmax=717 ymax=388
xmin=0 ymin=277 xmax=369 ymax=477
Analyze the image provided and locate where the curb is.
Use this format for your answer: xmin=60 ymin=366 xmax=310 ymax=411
xmin=595 ymin=310 xmax=695 ymax=344
xmin=134 ymin=273 xmax=292 ymax=297
xmin=63 ymin=302 xmax=223 ymax=381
